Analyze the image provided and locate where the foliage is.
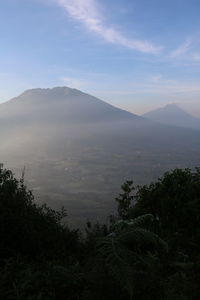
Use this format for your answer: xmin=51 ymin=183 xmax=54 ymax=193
xmin=115 ymin=180 xmax=135 ymax=219
xmin=0 ymin=165 xmax=199 ymax=299
xmin=97 ymin=214 xmax=167 ymax=300
xmin=0 ymin=166 xmax=80 ymax=261
xmin=132 ymin=168 xmax=200 ymax=256
xmin=130 ymin=168 xmax=200 ymax=299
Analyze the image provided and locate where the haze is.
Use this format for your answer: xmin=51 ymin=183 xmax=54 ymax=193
xmin=1 ymin=1 xmax=200 ymax=226
xmin=1 ymin=87 xmax=200 ymax=226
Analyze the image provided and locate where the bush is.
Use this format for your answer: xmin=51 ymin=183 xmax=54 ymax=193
xmin=0 ymin=166 xmax=80 ymax=260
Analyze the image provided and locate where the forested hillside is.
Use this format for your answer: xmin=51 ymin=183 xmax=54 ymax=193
xmin=0 ymin=165 xmax=199 ymax=299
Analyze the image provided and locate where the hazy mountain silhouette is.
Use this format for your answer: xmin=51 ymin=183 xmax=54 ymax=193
xmin=1 ymin=88 xmax=200 ymax=225
xmin=0 ymin=87 xmax=140 ymax=126
xmin=143 ymin=103 xmax=200 ymax=130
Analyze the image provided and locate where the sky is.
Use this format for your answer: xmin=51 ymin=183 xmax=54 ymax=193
xmin=0 ymin=0 xmax=200 ymax=116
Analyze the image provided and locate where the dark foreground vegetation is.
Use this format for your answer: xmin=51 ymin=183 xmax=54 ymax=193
xmin=0 ymin=166 xmax=199 ymax=300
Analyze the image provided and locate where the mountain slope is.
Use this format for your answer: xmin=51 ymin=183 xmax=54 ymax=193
xmin=0 ymin=87 xmax=141 ymax=126
xmin=143 ymin=103 xmax=200 ymax=130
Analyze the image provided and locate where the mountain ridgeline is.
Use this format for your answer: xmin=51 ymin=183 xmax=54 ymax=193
xmin=0 ymin=87 xmax=200 ymax=225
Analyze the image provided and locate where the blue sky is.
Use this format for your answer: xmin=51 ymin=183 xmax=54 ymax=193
xmin=1 ymin=0 xmax=200 ymax=115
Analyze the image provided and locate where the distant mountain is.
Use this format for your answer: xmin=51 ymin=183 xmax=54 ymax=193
xmin=0 ymin=87 xmax=140 ymax=126
xmin=143 ymin=103 xmax=200 ymax=130
xmin=1 ymin=88 xmax=200 ymax=226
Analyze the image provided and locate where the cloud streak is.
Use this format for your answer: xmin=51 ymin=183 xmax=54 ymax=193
xmin=192 ymin=53 xmax=200 ymax=61
xmin=57 ymin=0 xmax=162 ymax=54
xmin=170 ymin=39 xmax=191 ymax=58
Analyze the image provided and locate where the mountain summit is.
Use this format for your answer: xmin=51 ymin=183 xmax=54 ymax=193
xmin=143 ymin=103 xmax=200 ymax=130
xmin=0 ymin=87 xmax=140 ymax=125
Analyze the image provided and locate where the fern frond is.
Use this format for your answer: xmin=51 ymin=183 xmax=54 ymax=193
xmin=97 ymin=237 xmax=135 ymax=299
xmin=118 ymin=228 xmax=168 ymax=253
xmin=96 ymin=214 xmax=168 ymax=300
xmin=128 ymin=214 xmax=154 ymax=229
xmin=114 ymin=214 xmax=154 ymax=232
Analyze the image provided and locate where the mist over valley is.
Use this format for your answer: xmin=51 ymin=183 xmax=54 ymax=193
xmin=1 ymin=87 xmax=200 ymax=225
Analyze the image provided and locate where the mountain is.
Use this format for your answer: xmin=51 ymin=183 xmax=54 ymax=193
xmin=1 ymin=88 xmax=200 ymax=226
xmin=0 ymin=87 xmax=140 ymax=125
xmin=143 ymin=103 xmax=200 ymax=130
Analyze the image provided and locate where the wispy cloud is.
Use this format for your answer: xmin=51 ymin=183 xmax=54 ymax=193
xmin=192 ymin=53 xmax=200 ymax=61
xmin=61 ymin=76 xmax=91 ymax=89
xmin=57 ymin=0 xmax=162 ymax=54
xmin=170 ymin=39 xmax=191 ymax=58
xmin=87 ymin=74 xmax=200 ymax=99
xmin=139 ymin=76 xmax=200 ymax=97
